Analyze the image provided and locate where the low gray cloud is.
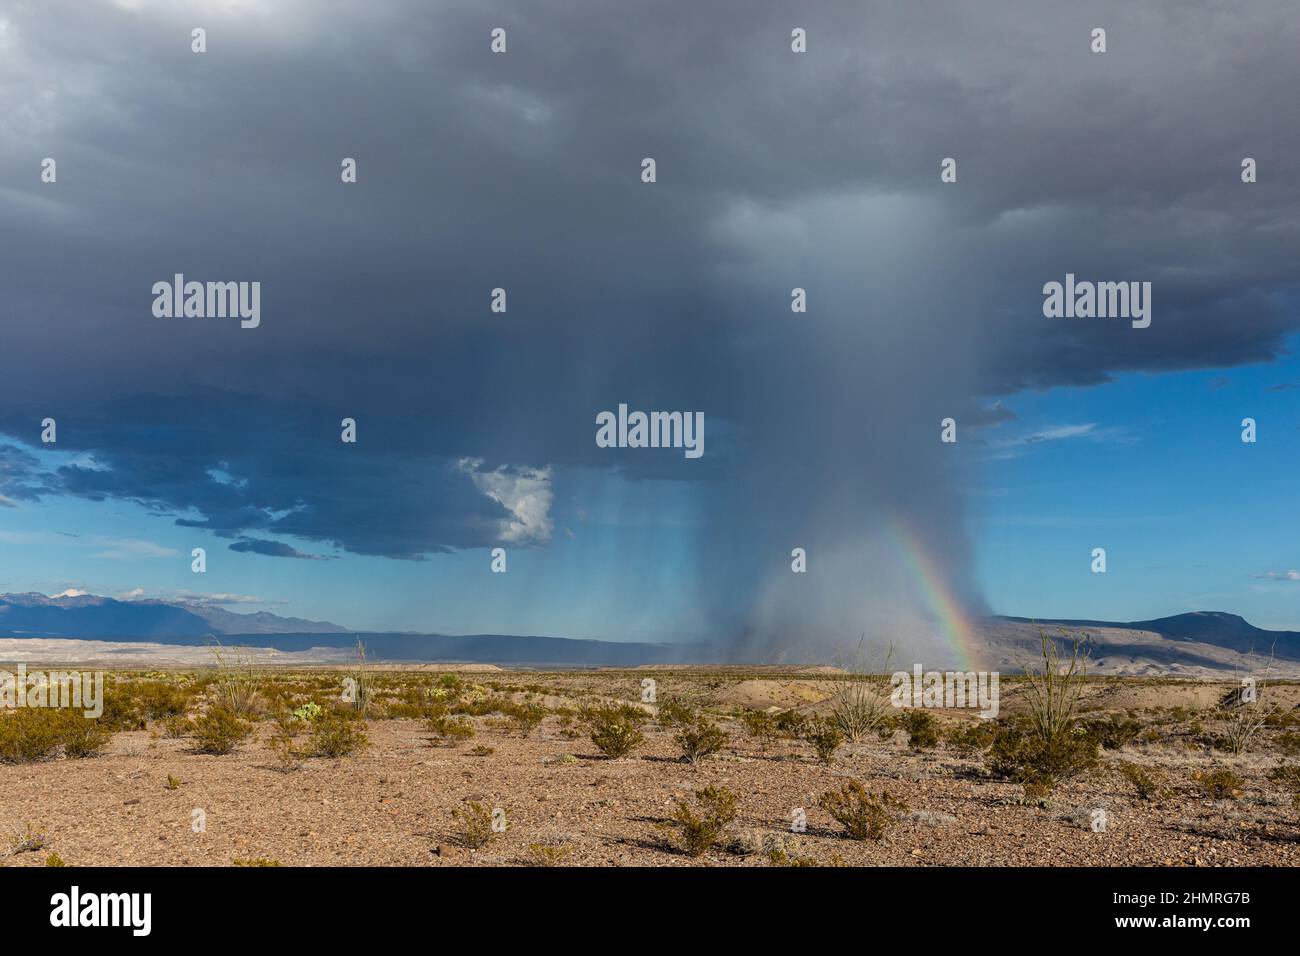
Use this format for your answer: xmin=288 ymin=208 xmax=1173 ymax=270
xmin=229 ymin=537 xmax=327 ymax=561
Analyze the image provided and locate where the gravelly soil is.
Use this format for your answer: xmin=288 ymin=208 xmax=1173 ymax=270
xmin=3 ymin=671 xmax=1299 ymax=867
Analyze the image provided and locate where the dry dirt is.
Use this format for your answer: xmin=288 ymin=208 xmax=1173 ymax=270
xmin=3 ymin=669 xmax=1299 ymax=867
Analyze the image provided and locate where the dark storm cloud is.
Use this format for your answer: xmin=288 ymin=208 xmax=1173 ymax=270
xmin=228 ymin=537 xmax=325 ymax=560
xmin=1 ymin=1 xmax=1298 ymax=650
xmin=0 ymin=443 xmax=58 ymax=503
xmin=0 ymin=391 xmax=512 ymax=559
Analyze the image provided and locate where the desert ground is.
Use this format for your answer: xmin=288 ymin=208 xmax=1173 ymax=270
xmin=3 ymin=663 xmax=1300 ymax=867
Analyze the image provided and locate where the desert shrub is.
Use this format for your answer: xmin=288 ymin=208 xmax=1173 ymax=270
xmin=307 ymin=715 xmax=369 ymax=757
xmin=2 ymin=824 xmax=47 ymax=858
xmin=675 ymin=718 xmax=727 ymax=763
xmin=774 ymin=709 xmax=809 ymax=739
xmin=469 ymin=744 xmax=495 ymax=756
xmin=136 ymin=682 xmax=192 ymax=720
xmin=802 ymin=718 xmax=844 ymax=764
xmin=526 ymin=843 xmax=571 ymax=866
xmin=191 ymin=707 xmax=253 ymax=755
xmin=161 ymin=715 xmax=191 ymax=739
xmin=986 ymin=721 xmax=1098 ymax=793
xmin=0 ymin=710 xmax=66 ymax=763
xmin=829 ymin=684 xmax=894 ymax=742
xmin=380 ymin=699 xmax=435 ymax=720
xmin=1117 ymin=761 xmax=1163 ymax=800
xmin=767 ymin=848 xmax=822 ymax=867
xmin=1265 ymin=709 xmax=1300 ymax=728
xmin=207 ymin=644 xmax=263 ymax=716
xmin=1194 ymin=768 xmax=1245 ymax=800
xmin=266 ymin=717 xmax=303 ymax=771
xmin=97 ymin=687 xmax=146 ymax=731
xmin=59 ymin=716 xmax=112 ymax=758
xmin=669 ymin=786 xmax=738 ymax=856
xmin=502 ymin=701 xmax=547 ymax=737
xmin=588 ymin=704 xmax=646 ymax=758
xmin=818 ymin=781 xmax=907 ymax=841
xmin=233 ymin=857 xmax=282 ymax=866
xmin=165 ymin=775 xmax=183 ymax=790
xmin=1276 ymin=732 xmax=1300 ymax=756
xmin=985 ymin=633 xmax=1097 ymax=794
xmin=656 ymin=698 xmax=695 ymax=728
xmin=426 ymin=711 xmax=475 ymax=746
xmin=1021 ymin=630 xmax=1089 ymax=742
xmin=324 ymin=701 xmax=367 ymax=722
xmin=1084 ymin=715 xmax=1144 ymax=750
xmin=452 ymin=801 xmax=498 ymax=849
xmin=1216 ymin=665 xmax=1282 ymax=754
xmin=900 ymin=710 xmax=940 ymax=750
xmin=1267 ymin=764 xmax=1300 ymax=809
xmin=740 ymin=709 xmax=779 ymax=748
xmin=945 ymin=720 xmax=996 ymax=755
xmin=44 ymin=853 xmax=68 ymax=867
xmin=553 ymin=706 xmax=578 ymax=735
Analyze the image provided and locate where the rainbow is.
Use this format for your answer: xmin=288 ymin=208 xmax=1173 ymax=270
xmin=884 ymin=516 xmax=979 ymax=670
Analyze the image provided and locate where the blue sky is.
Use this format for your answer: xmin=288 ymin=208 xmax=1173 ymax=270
xmin=974 ymin=334 xmax=1300 ymax=631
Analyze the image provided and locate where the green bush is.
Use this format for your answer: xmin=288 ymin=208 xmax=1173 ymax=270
xmin=502 ymin=701 xmax=547 ymax=737
xmin=740 ymin=709 xmax=779 ymax=748
xmin=945 ymin=720 xmax=996 ymax=755
xmin=675 ymin=718 xmax=727 ymax=763
xmin=1084 ymin=715 xmax=1144 ymax=750
xmin=426 ymin=712 xmax=475 ymax=746
xmin=452 ymin=801 xmax=497 ymax=849
xmin=136 ymin=682 xmax=192 ymax=720
xmin=802 ymin=718 xmax=844 ymax=764
xmin=1117 ymin=761 xmax=1162 ymax=800
xmin=191 ymin=707 xmax=253 ymax=755
xmin=986 ymin=721 xmax=1099 ymax=793
xmin=900 ymin=710 xmax=940 ymax=750
xmin=1194 ymin=768 xmax=1245 ymax=800
xmin=818 ymin=781 xmax=907 ymax=841
xmin=655 ymin=698 xmax=696 ymax=728
xmin=307 ymin=715 xmax=369 ymax=758
xmin=669 ymin=786 xmax=737 ymax=856
xmin=59 ymin=716 xmax=112 ymax=758
xmin=98 ymin=685 xmax=146 ymax=731
xmin=588 ymin=704 xmax=646 ymax=758
xmin=774 ymin=710 xmax=809 ymax=738
xmin=0 ymin=709 xmax=110 ymax=762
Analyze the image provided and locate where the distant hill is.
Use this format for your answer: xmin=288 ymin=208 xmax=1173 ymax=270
xmin=983 ymin=611 xmax=1300 ymax=675
xmin=997 ymin=611 xmax=1300 ymax=660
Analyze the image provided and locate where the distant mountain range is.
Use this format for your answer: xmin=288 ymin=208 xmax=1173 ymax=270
xmin=0 ymin=592 xmax=345 ymax=638
xmin=0 ymin=592 xmax=697 ymax=666
xmin=2 ymin=592 xmax=1298 ymax=672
